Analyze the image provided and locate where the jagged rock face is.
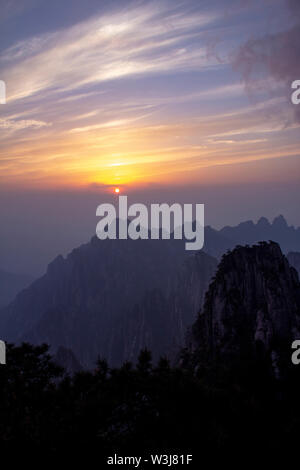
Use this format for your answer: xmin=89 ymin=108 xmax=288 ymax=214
xmin=0 ymin=236 xmax=217 ymax=367
xmin=189 ymin=242 xmax=300 ymax=377
xmin=287 ymin=252 xmax=300 ymax=278
xmin=113 ymin=251 xmax=218 ymax=364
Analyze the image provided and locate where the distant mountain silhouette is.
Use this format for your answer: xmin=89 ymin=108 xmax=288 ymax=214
xmin=186 ymin=242 xmax=300 ymax=378
xmin=203 ymin=225 xmax=235 ymax=259
xmin=0 ymin=214 xmax=298 ymax=368
xmin=0 ymin=236 xmax=216 ymax=367
xmin=218 ymin=215 xmax=300 ymax=254
xmin=112 ymin=250 xmax=217 ymax=364
xmin=201 ymin=215 xmax=300 ymax=260
xmin=0 ymin=269 xmax=34 ymax=309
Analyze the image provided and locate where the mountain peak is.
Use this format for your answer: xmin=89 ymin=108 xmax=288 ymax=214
xmin=272 ymin=215 xmax=288 ymax=228
xmin=188 ymin=242 xmax=300 ymax=378
xmin=257 ymin=216 xmax=270 ymax=227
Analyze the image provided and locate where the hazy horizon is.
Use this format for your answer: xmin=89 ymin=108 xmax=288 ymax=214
xmin=0 ymin=181 xmax=299 ymax=276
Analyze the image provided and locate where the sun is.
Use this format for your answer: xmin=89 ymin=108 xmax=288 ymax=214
xmin=114 ymin=187 xmax=120 ymax=193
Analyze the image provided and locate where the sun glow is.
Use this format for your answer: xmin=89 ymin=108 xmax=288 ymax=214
xmin=114 ymin=187 xmax=120 ymax=193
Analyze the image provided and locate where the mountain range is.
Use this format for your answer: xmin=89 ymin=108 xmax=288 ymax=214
xmin=0 ymin=236 xmax=216 ymax=366
xmin=204 ymin=214 xmax=300 ymax=258
xmin=0 ymin=215 xmax=299 ymax=369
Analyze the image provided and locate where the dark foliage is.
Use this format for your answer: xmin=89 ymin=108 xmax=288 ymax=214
xmin=0 ymin=343 xmax=300 ymax=465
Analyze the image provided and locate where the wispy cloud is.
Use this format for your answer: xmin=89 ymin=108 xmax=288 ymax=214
xmin=0 ymin=117 xmax=50 ymax=131
xmin=1 ymin=0 xmax=299 ymax=190
xmin=1 ymin=3 xmax=217 ymax=102
xmin=69 ymin=118 xmax=133 ymax=133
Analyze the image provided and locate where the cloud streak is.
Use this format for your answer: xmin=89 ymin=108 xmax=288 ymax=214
xmin=0 ymin=117 xmax=50 ymax=131
xmin=1 ymin=3 xmax=217 ymax=102
xmin=0 ymin=0 xmax=299 ymax=190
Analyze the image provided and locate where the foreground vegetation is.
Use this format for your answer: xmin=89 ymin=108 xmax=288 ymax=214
xmin=0 ymin=343 xmax=300 ymax=464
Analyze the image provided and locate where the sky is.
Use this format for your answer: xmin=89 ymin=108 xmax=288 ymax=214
xmin=0 ymin=0 xmax=299 ymax=275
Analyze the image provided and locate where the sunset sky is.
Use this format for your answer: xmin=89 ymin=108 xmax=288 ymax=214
xmin=0 ymin=0 xmax=299 ymax=274
xmin=1 ymin=0 xmax=299 ymax=188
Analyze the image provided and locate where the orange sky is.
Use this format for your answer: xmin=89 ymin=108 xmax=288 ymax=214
xmin=0 ymin=0 xmax=299 ymax=190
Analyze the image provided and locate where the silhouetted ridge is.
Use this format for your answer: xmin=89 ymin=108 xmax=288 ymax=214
xmin=0 ymin=269 xmax=34 ymax=308
xmin=0 ymin=235 xmax=217 ymax=367
xmin=187 ymin=242 xmax=300 ymax=378
xmin=219 ymin=215 xmax=300 ymax=254
xmin=273 ymin=214 xmax=288 ymax=229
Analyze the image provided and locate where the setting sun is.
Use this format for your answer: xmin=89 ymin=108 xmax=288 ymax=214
xmin=114 ymin=188 xmax=120 ymax=193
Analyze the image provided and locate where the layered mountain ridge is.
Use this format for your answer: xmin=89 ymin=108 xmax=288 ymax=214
xmin=0 ymin=215 xmax=299 ymax=370
xmin=0 ymin=235 xmax=216 ymax=366
xmin=218 ymin=215 xmax=300 ymax=254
